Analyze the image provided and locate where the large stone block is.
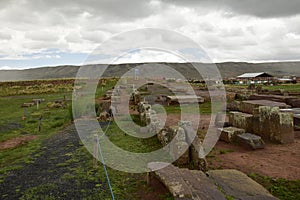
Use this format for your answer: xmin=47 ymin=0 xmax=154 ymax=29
xmin=240 ymin=100 xmax=290 ymax=114
xmin=258 ymin=106 xmax=294 ymax=144
xmin=237 ymin=133 xmax=265 ymax=150
xmin=218 ymin=127 xmax=245 ymax=143
xmin=171 ymin=141 xmax=190 ymax=165
xmin=207 ymin=169 xmax=278 ymax=200
xmin=229 ymin=111 xmax=253 ymax=132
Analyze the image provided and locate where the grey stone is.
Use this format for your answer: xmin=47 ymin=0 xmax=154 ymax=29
xmin=218 ymin=127 xmax=245 ymax=143
xmin=148 ymin=162 xmax=226 ymax=200
xmin=229 ymin=111 xmax=253 ymax=132
xmin=237 ymin=133 xmax=265 ymax=150
xmin=240 ymin=100 xmax=290 ymax=114
xmin=207 ymin=169 xmax=278 ymax=200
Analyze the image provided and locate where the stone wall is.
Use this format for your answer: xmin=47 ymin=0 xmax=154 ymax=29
xmin=229 ymin=104 xmax=294 ymax=144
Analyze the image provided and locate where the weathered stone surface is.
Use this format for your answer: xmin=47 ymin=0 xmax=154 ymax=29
xmin=191 ymin=141 xmax=208 ymax=171
xmin=249 ymin=94 xmax=296 ymax=103
xmin=148 ymin=162 xmax=226 ymax=200
xmin=257 ymin=106 xmax=294 ymax=144
xmin=207 ymin=169 xmax=278 ymax=200
xmin=229 ymin=111 xmax=253 ymax=132
xmin=240 ymin=100 xmax=290 ymax=114
xmin=237 ymin=133 xmax=265 ymax=150
xmin=171 ymin=141 xmax=190 ymax=165
xmin=218 ymin=127 xmax=245 ymax=143
xmin=227 ymin=101 xmax=241 ymax=111
xmin=285 ymin=98 xmax=300 ymax=107
xmin=294 ymin=114 xmax=300 ymax=127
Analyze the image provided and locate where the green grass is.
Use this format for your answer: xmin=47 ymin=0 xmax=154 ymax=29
xmin=0 ymin=78 xmax=172 ymax=199
xmin=0 ymin=93 xmax=73 ymax=177
xmin=248 ymin=173 xmax=300 ymax=200
xmin=263 ymin=83 xmax=300 ymax=93
xmin=163 ymin=102 xmax=223 ymax=115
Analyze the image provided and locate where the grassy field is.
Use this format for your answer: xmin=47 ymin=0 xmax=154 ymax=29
xmin=0 ymin=79 xmax=171 ymax=199
xmin=0 ymin=92 xmax=72 ymax=176
xmin=225 ymin=83 xmax=300 ymax=93
xmin=263 ymin=83 xmax=300 ymax=92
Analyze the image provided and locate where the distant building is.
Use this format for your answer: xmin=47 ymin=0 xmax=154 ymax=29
xmin=236 ymin=72 xmax=274 ymax=84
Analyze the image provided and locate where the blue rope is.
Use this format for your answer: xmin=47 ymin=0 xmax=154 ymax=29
xmin=96 ymin=126 xmax=115 ymax=200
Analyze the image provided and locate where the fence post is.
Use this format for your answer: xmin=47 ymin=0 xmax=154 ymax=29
xmin=93 ymin=134 xmax=98 ymax=168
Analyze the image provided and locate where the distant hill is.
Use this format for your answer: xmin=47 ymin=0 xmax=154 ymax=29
xmin=0 ymin=62 xmax=299 ymax=82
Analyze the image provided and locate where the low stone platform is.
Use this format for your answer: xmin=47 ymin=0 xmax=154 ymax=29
xmin=147 ymin=163 xmax=277 ymax=200
xmin=240 ymin=100 xmax=290 ymax=114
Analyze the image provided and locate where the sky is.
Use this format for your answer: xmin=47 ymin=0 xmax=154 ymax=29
xmin=1 ymin=0 xmax=300 ymax=69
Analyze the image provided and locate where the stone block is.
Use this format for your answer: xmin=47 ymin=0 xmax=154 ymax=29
xmin=237 ymin=133 xmax=265 ymax=150
xmin=207 ymin=169 xmax=278 ymax=200
xmin=171 ymin=141 xmax=190 ymax=165
xmin=229 ymin=111 xmax=253 ymax=132
xmin=240 ymin=100 xmax=290 ymax=114
xmin=218 ymin=127 xmax=245 ymax=143
xmin=258 ymin=106 xmax=294 ymax=144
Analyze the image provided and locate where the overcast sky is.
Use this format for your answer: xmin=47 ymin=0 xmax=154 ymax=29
xmin=1 ymin=0 xmax=300 ymax=69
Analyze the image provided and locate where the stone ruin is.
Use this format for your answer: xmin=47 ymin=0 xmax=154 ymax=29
xmin=226 ymin=100 xmax=294 ymax=144
xmin=136 ymin=101 xmax=207 ymax=170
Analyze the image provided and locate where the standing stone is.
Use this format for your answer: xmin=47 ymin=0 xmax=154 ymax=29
xmin=257 ymin=106 xmax=294 ymax=144
xmin=229 ymin=111 xmax=253 ymax=133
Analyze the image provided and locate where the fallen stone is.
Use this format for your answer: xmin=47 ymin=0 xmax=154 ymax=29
xmin=218 ymin=127 xmax=245 ymax=143
xmin=237 ymin=133 xmax=265 ymax=150
xmin=207 ymin=169 xmax=278 ymax=200
xmin=148 ymin=162 xmax=226 ymax=200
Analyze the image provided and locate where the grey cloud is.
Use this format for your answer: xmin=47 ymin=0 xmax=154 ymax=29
xmin=164 ymin=0 xmax=300 ymax=18
xmin=25 ymin=31 xmax=60 ymax=42
xmin=0 ymin=32 xmax=12 ymax=40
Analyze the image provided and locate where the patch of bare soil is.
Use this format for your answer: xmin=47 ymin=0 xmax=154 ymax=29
xmin=208 ymin=139 xmax=300 ymax=180
xmin=160 ymin=113 xmax=300 ymax=180
xmin=0 ymin=135 xmax=38 ymax=150
xmin=138 ymin=176 xmax=171 ymax=200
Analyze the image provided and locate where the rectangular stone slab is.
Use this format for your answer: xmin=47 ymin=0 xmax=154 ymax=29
xmin=240 ymin=100 xmax=290 ymax=114
xmin=207 ymin=169 xmax=278 ymax=200
xmin=237 ymin=133 xmax=265 ymax=150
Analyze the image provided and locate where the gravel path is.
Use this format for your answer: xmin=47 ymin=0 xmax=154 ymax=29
xmin=0 ymin=124 xmax=109 ymax=200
